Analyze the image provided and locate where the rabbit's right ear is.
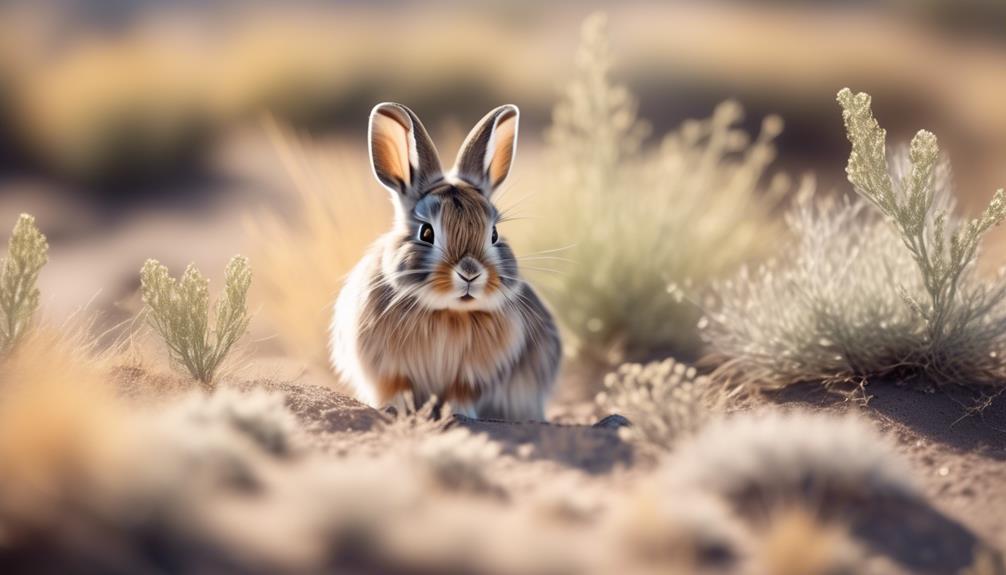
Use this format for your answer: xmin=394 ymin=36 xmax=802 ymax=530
xmin=368 ymin=103 xmax=443 ymax=201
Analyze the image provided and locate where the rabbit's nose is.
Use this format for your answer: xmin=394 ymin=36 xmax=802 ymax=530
xmin=455 ymin=270 xmax=481 ymax=283
xmin=457 ymin=256 xmax=483 ymax=278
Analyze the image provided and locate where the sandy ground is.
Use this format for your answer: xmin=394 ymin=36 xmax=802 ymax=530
xmin=149 ymin=370 xmax=1006 ymax=574
xmin=773 ymin=383 xmax=1006 ymax=552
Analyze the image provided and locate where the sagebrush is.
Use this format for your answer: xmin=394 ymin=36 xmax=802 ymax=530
xmin=667 ymin=411 xmax=917 ymax=515
xmin=525 ymin=13 xmax=789 ymax=367
xmin=596 ymin=358 xmax=720 ymax=454
xmin=0 ymin=214 xmax=48 ymax=353
xmin=140 ymin=256 xmax=252 ymax=386
xmin=706 ymin=89 xmax=1006 ymax=391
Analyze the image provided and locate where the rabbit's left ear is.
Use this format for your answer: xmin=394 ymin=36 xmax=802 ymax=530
xmin=452 ymin=105 xmax=519 ymax=194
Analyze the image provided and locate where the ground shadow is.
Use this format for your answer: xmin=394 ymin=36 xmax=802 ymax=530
xmin=769 ymin=381 xmax=1006 ymax=459
xmin=450 ymin=415 xmax=634 ymax=474
xmin=245 ymin=380 xmax=635 ymax=474
xmin=853 ymin=494 xmax=984 ymax=574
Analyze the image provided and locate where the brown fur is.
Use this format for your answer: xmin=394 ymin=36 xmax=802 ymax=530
xmin=433 ymin=185 xmax=491 ymax=260
xmin=445 ymin=379 xmax=480 ymax=406
xmin=358 ymin=289 xmax=518 ymax=385
xmin=376 ymin=374 xmax=414 ymax=405
xmin=430 ymin=261 xmax=455 ymax=294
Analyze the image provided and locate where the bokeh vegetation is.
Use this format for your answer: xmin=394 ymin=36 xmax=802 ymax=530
xmin=526 ymin=14 xmax=790 ymax=368
xmin=246 ymin=121 xmax=390 ymax=369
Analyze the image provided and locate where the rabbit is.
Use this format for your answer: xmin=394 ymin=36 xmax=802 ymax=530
xmin=330 ymin=102 xmax=561 ymax=421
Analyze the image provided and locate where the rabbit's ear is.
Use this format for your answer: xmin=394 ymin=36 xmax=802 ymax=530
xmin=452 ymin=105 xmax=519 ymax=194
xmin=369 ymin=103 xmax=443 ymax=199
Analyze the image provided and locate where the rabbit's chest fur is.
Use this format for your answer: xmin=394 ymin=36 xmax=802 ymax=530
xmin=361 ymin=303 xmax=525 ymax=393
xmin=333 ymin=254 xmax=527 ymax=404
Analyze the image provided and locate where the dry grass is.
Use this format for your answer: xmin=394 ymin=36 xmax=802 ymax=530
xmin=605 ymin=485 xmax=747 ymax=574
xmin=246 ymin=120 xmax=390 ymax=369
xmin=0 ymin=327 xmax=135 ymax=533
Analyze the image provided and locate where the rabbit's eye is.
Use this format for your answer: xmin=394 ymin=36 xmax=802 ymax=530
xmin=491 ymin=225 xmax=499 ymax=244
xmin=419 ymin=223 xmax=435 ymax=244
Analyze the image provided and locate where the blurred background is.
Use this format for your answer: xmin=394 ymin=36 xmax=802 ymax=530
xmin=2 ymin=0 xmax=1006 ymax=385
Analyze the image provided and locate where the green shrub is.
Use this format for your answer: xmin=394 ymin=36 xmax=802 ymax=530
xmin=0 ymin=214 xmax=48 ymax=353
xmin=705 ymin=89 xmax=1006 ymax=392
xmin=140 ymin=256 xmax=252 ymax=386
xmin=525 ymin=13 xmax=789 ymax=367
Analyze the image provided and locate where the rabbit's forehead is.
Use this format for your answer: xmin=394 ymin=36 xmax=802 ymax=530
xmin=414 ymin=185 xmax=496 ymax=225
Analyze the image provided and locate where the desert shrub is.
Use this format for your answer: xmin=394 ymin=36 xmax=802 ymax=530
xmin=140 ymin=256 xmax=252 ymax=386
xmin=246 ymin=121 xmax=390 ymax=367
xmin=412 ymin=427 xmax=504 ymax=496
xmin=362 ymin=395 xmax=506 ymax=496
xmin=0 ymin=214 xmax=48 ymax=353
xmin=526 ymin=13 xmax=789 ymax=367
xmin=666 ymin=411 xmax=917 ymax=516
xmin=750 ymin=508 xmax=862 ymax=575
xmin=153 ymin=388 xmax=301 ymax=493
xmin=705 ymin=195 xmax=924 ymax=390
xmin=706 ymin=89 xmax=1006 ymax=391
xmin=165 ymin=388 xmax=299 ymax=458
xmin=596 ymin=358 xmax=721 ymax=454
xmin=605 ymin=485 xmax=748 ymax=574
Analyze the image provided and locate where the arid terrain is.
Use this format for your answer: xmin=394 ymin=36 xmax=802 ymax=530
xmin=4 ymin=2 xmax=1006 ymax=574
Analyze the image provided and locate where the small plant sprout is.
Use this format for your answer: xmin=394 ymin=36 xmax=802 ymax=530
xmin=140 ymin=256 xmax=252 ymax=386
xmin=0 ymin=214 xmax=49 ymax=352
